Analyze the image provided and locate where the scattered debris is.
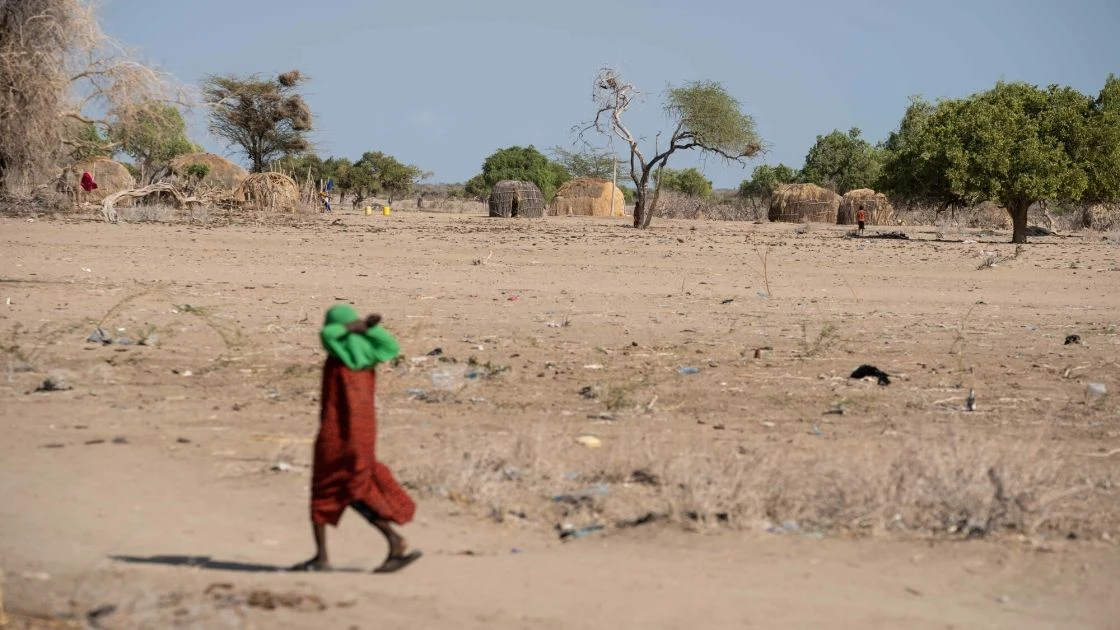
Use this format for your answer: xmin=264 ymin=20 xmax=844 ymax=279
xmin=558 ymin=524 xmax=605 ymax=540
xmin=966 ymin=389 xmax=977 ymax=412
xmin=824 ymin=402 xmax=845 ymax=415
xmin=36 ymin=373 xmax=72 ymax=392
xmin=575 ymin=435 xmax=602 ymax=449
xmin=616 ymin=512 xmax=662 ymax=529
xmin=86 ymin=604 xmax=118 ymax=628
xmin=677 ymin=366 xmax=700 ymax=375
xmin=86 ymin=328 xmax=112 ymax=344
xmin=588 ymin=412 xmax=615 ymax=421
xmin=270 ymin=461 xmax=293 ymax=473
xmin=1065 ymin=334 xmax=1081 ymax=345
xmin=629 ymin=469 xmax=660 ymax=486
xmin=426 ymin=347 xmax=444 ymax=356
xmin=246 ymin=589 xmax=327 ymax=612
xmin=578 ymin=385 xmax=599 ymax=399
xmin=1087 ymin=383 xmax=1107 ymax=398
xmin=850 ymin=364 xmax=891 ymax=385
xmin=720 ymin=298 xmax=734 ymax=304
xmin=552 ymin=483 xmax=610 ymax=505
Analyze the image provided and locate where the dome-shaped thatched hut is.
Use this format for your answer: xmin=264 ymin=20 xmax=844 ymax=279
xmin=768 ymin=183 xmax=841 ymax=223
xmin=235 ymin=172 xmax=300 ymax=210
xmin=64 ymin=157 xmax=135 ymax=202
xmin=488 ymin=180 xmax=545 ymax=218
xmin=549 ymin=177 xmax=627 ymax=217
xmin=166 ymin=153 xmax=248 ymax=190
xmin=837 ymin=189 xmax=894 ymax=225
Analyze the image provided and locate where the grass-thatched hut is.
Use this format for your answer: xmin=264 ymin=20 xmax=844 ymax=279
xmin=548 ymin=177 xmax=627 ymax=217
xmin=488 ymin=180 xmax=545 ymax=218
xmin=65 ymin=157 xmax=134 ymax=202
xmin=234 ymin=172 xmax=300 ymax=210
xmin=768 ymin=183 xmax=841 ymax=223
xmin=837 ymin=188 xmax=894 ymax=225
xmin=166 ymin=153 xmax=248 ymax=190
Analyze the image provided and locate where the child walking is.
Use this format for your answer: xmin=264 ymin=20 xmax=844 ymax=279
xmin=290 ymin=304 xmax=421 ymax=574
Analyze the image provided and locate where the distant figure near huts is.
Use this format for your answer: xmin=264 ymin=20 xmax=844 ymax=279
xmin=488 ymin=180 xmax=545 ymax=218
xmin=64 ymin=157 xmax=134 ymax=203
xmin=768 ymin=183 xmax=841 ymax=223
xmin=548 ymin=177 xmax=627 ymax=217
xmin=838 ymin=189 xmax=894 ymax=225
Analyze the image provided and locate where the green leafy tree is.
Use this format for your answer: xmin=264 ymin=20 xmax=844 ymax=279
xmin=582 ymin=68 xmax=762 ymax=228
xmin=202 ymin=70 xmax=312 ymax=173
xmin=464 ymin=174 xmax=489 ymax=199
xmin=799 ymin=127 xmax=884 ymax=194
xmin=470 ymin=145 xmax=570 ymax=201
xmin=1083 ymin=74 xmax=1120 ymax=203
xmin=67 ymin=122 xmax=112 ymax=161
xmin=738 ymin=163 xmax=798 ymax=198
xmin=881 ymin=80 xmax=1120 ymax=243
xmin=658 ymin=167 xmax=713 ymax=198
xmin=111 ymin=102 xmax=195 ymax=178
xmin=352 ymin=151 xmax=428 ymax=204
xmin=549 ymin=145 xmax=619 ymax=179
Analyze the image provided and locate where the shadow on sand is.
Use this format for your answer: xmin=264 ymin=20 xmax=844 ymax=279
xmin=111 ymin=554 xmax=365 ymax=574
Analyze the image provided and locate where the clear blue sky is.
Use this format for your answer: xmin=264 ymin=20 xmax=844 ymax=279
xmin=101 ymin=0 xmax=1118 ymax=189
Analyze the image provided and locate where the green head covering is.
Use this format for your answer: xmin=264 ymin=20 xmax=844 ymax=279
xmin=320 ymin=304 xmax=400 ymax=370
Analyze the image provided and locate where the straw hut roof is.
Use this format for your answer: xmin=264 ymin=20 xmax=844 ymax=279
xmin=166 ymin=153 xmax=248 ymax=190
xmin=234 ymin=172 xmax=300 ymax=210
xmin=837 ymin=188 xmax=894 ymax=225
xmin=768 ymin=183 xmax=841 ymax=223
xmin=488 ymin=180 xmax=545 ymax=218
xmin=548 ymin=178 xmax=627 ymax=217
xmin=65 ymin=157 xmax=134 ymax=202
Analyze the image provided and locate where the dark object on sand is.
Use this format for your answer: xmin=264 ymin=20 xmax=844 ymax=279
xmin=1064 ymin=334 xmax=1081 ymax=345
xmin=850 ymin=364 xmax=891 ymax=385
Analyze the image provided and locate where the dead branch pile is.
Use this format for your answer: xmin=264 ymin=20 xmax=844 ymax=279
xmin=0 ymin=0 xmax=183 ymax=194
xmin=100 ymin=183 xmax=201 ymax=223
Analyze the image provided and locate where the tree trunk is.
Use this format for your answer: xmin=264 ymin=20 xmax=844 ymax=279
xmin=1009 ymin=200 xmax=1031 ymax=244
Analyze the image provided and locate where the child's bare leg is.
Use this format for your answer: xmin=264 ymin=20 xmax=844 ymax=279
xmin=351 ymin=501 xmax=407 ymax=556
xmin=289 ymin=522 xmax=330 ymax=571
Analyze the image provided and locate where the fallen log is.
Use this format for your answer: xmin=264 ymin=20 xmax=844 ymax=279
xmin=101 ymin=183 xmax=201 ymax=223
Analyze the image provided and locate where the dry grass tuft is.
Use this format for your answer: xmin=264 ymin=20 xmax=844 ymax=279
xmin=400 ymin=422 xmax=1108 ymax=540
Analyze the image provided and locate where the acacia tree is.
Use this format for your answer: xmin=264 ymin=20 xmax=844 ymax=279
xmin=203 ymin=71 xmax=312 ymax=173
xmin=799 ymin=127 xmax=884 ymax=194
xmin=881 ymin=80 xmax=1120 ymax=243
xmin=0 ymin=0 xmax=180 ymax=193
xmin=549 ymin=145 xmax=619 ymax=179
xmin=582 ymin=68 xmax=762 ymax=228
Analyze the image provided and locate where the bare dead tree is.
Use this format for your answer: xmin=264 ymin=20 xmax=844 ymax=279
xmin=577 ymin=68 xmax=763 ymax=229
xmin=0 ymin=0 xmax=184 ymax=195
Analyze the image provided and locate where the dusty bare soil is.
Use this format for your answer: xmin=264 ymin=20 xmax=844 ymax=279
xmin=1 ymin=210 xmax=1118 ymax=629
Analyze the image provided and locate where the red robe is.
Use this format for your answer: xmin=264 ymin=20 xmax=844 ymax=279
xmin=80 ymin=171 xmax=98 ymax=192
xmin=310 ymin=357 xmax=416 ymax=526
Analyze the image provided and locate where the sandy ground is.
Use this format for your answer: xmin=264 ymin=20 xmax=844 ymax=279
xmin=1 ymin=210 xmax=1118 ymax=629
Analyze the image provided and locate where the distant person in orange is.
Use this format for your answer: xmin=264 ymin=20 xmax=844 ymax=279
xmin=856 ymin=205 xmax=867 ymax=236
